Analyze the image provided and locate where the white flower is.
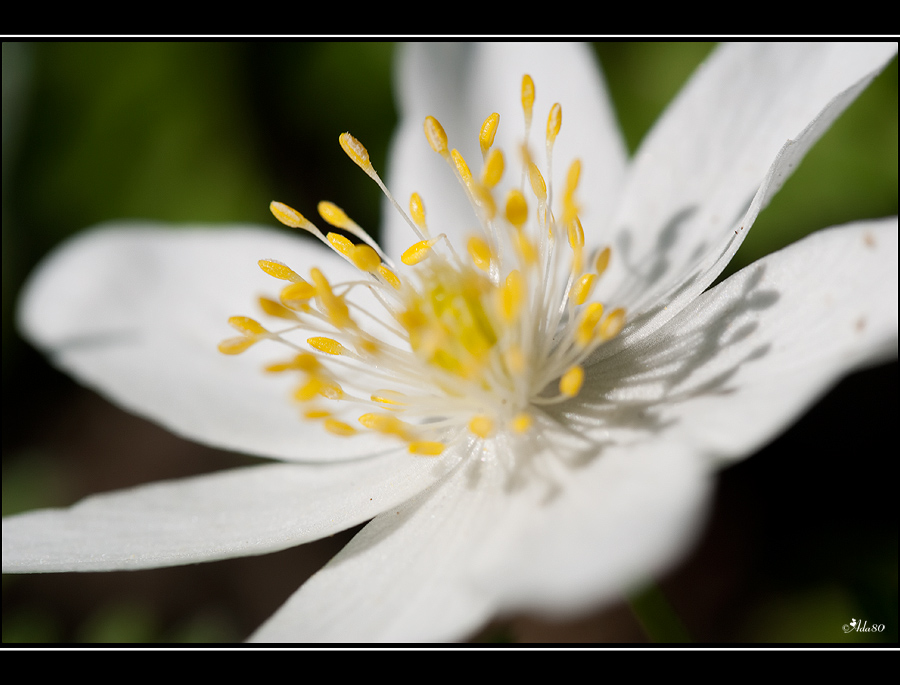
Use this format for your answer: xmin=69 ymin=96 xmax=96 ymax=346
xmin=4 ymin=42 xmax=898 ymax=643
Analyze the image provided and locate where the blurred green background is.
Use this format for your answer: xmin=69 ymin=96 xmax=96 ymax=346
xmin=2 ymin=42 xmax=896 ymax=644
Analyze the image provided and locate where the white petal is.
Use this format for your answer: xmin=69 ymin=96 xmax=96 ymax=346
xmin=602 ymin=42 xmax=897 ymax=340
xmin=384 ymin=42 xmax=627 ymax=259
xmin=584 ymin=218 xmax=897 ymax=463
xmin=249 ymin=435 xmax=710 ymax=642
xmin=2 ymin=451 xmax=454 ymax=573
xmin=17 ymin=224 xmax=405 ymax=462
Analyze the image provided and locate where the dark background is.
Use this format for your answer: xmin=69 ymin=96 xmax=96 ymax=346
xmin=2 ymin=42 xmax=896 ymax=643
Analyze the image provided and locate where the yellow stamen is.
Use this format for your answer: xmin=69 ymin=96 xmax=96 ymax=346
xmin=521 ymin=75 xmax=535 ymax=130
xmin=481 ymin=148 xmax=504 ymax=188
xmin=308 ymin=336 xmax=344 ymax=355
xmin=511 ymin=413 xmax=532 ymax=433
xmin=402 ymin=239 xmax=436 ymax=266
xmin=258 ymin=259 xmax=303 ymax=282
xmin=378 ymin=264 xmax=402 ymax=289
xmin=358 ymin=413 xmax=408 ymax=436
xmin=559 ymin=365 xmax=584 ymax=397
xmin=324 ymin=418 xmax=356 ymax=437
xmin=599 ymin=308 xmax=627 ymax=341
xmin=409 ymin=193 xmax=427 ymax=232
xmin=576 ymin=302 xmax=605 ymax=347
xmin=339 ymin=132 xmax=372 ymax=173
xmin=479 ymin=112 xmax=500 ymax=158
xmin=270 ymin=201 xmax=312 ymax=230
xmin=504 ymin=345 xmax=526 ymax=374
xmin=217 ymin=337 xmax=257 ymax=355
xmin=468 ymin=415 xmax=494 ymax=439
xmin=571 ymin=273 xmax=596 ymax=305
xmin=228 ymin=316 xmax=267 ymax=336
xmin=567 ymin=216 xmax=585 ymax=250
xmin=501 ymin=269 xmax=525 ymax=321
xmin=371 ymin=390 xmax=407 ymax=406
xmin=310 ymin=267 xmax=350 ymax=328
xmin=327 ymin=232 xmax=354 ymax=259
xmin=424 ymin=116 xmax=449 ymax=155
xmin=350 ymin=244 xmax=381 ymax=272
xmin=451 ymin=149 xmax=473 ymax=187
xmin=258 ymin=296 xmax=297 ymax=320
xmin=280 ymin=281 xmax=315 ymax=304
xmin=528 ymin=163 xmax=547 ymax=203
xmin=546 ymin=103 xmax=562 ymax=145
xmin=505 ymin=189 xmax=528 ymax=229
xmin=266 ymin=353 xmax=320 ymax=373
xmin=596 ymin=247 xmax=611 ymax=277
xmin=467 ymin=236 xmax=492 ymax=272
xmin=318 ymin=201 xmax=353 ymax=229
xmin=409 ymin=441 xmax=445 ymax=456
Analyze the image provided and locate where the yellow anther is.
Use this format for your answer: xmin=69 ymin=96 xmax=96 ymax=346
xmin=280 ymin=281 xmax=315 ymax=303
xmin=308 ymin=336 xmax=345 ymax=355
xmin=293 ymin=353 xmax=321 ymax=371
xmin=296 ymin=375 xmax=343 ymax=401
xmin=501 ymin=269 xmax=525 ymax=321
xmin=471 ymin=183 xmax=497 ymax=221
xmin=571 ymin=273 xmax=596 ymax=305
xmin=479 ymin=113 xmax=500 ymax=158
xmin=378 ymin=264 xmax=402 ymax=289
xmin=402 ymin=239 xmax=435 ymax=266
xmin=217 ymin=337 xmax=257 ymax=355
xmin=409 ymin=441 xmax=445 ymax=456
xmin=595 ymin=247 xmax=611 ymax=277
xmin=576 ymin=302 xmax=605 ymax=347
xmin=559 ymin=365 xmax=584 ymax=397
xmin=318 ymin=201 xmax=353 ymax=229
xmin=304 ymin=408 xmax=331 ymax=419
xmin=310 ymin=267 xmax=350 ymax=327
xmin=566 ymin=158 xmax=582 ymax=193
xmin=563 ymin=159 xmax=582 ymax=223
xmin=481 ymin=148 xmax=504 ymax=188
xmin=567 ymin=216 xmax=585 ymax=250
xmin=270 ymin=201 xmax=316 ymax=232
xmin=504 ymin=345 xmax=526 ymax=374
xmin=318 ymin=380 xmax=344 ymax=400
xmin=514 ymin=230 xmax=538 ymax=265
xmin=505 ymin=189 xmax=528 ymax=228
xmin=468 ymin=415 xmax=494 ymax=439
xmin=350 ymin=244 xmax=381 ymax=273
xmin=424 ymin=116 xmax=448 ymax=155
xmin=546 ymin=103 xmax=562 ymax=144
xmin=599 ymin=308 xmax=627 ymax=341
xmin=410 ymin=192 xmax=427 ymax=230
xmin=258 ymin=296 xmax=297 ymax=320
xmin=295 ymin=376 xmax=325 ymax=401
xmin=521 ymin=75 xmax=535 ymax=129
xmin=358 ymin=413 xmax=407 ymax=436
xmin=228 ymin=316 xmax=267 ymax=337
xmin=451 ymin=149 xmax=473 ymax=186
xmin=528 ymin=162 xmax=547 ymax=203
xmin=324 ymin=419 xmax=356 ymax=437
xmin=339 ymin=132 xmax=372 ymax=172
xmin=258 ymin=259 xmax=303 ymax=282
xmin=371 ymin=390 xmax=407 ymax=406
xmin=266 ymin=353 xmax=320 ymax=373
xmin=467 ymin=236 xmax=492 ymax=272
xmin=511 ymin=412 xmax=532 ymax=433
xmin=327 ymin=232 xmax=355 ymax=259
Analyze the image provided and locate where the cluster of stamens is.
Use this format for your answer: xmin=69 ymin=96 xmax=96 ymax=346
xmin=219 ymin=75 xmax=626 ymax=457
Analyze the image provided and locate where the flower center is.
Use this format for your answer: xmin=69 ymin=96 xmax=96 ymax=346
xmin=219 ymin=75 xmax=626 ymax=457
